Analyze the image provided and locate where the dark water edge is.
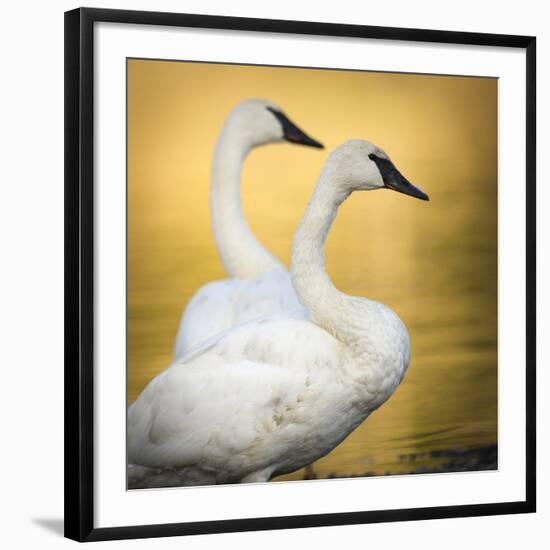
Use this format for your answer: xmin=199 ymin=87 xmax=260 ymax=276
xmin=127 ymin=444 xmax=498 ymax=489
xmin=303 ymin=444 xmax=498 ymax=480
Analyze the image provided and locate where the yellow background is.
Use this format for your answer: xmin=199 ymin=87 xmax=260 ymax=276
xmin=128 ymin=59 xmax=497 ymax=480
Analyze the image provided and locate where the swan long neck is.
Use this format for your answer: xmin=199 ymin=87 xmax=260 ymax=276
xmin=291 ymin=167 xmax=353 ymax=340
xmin=210 ymin=128 xmax=284 ymax=279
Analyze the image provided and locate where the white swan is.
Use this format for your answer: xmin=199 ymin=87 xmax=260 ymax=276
xmin=128 ymin=140 xmax=429 ymax=488
xmin=173 ymin=99 xmax=322 ymax=360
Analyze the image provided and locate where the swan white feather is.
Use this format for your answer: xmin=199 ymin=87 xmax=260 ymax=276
xmin=173 ymin=100 xmax=321 ymax=360
xmin=174 ymin=270 xmax=308 ymax=356
xmin=129 ymin=139 xmax=428 ymax=488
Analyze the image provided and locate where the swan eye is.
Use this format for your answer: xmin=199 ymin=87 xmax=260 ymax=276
xmin=368 ymin=153 xmax=377 ymax=160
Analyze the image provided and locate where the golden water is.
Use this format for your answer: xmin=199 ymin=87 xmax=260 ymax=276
xmin=127 ymin=60 xmax=497 ymax=480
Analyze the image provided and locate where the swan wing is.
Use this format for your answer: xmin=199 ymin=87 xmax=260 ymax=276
xmin=130 ymin=319 xmax=345 ymax=478
xmin=173 ymin=278 xmax=245 ymax=360
xmin=128 ymin=359 xmax=310 ymax=474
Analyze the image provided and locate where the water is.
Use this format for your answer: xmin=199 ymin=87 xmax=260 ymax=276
xmin=127 ymin=61 xmax=497 ymax=480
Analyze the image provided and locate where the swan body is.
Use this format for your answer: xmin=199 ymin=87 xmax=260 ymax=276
xmin=129 ymin=140 xmax=429 ymax=488
xmin=173 ymin=100 xmax=322 ymax=360
xmin=174 ymin=269 xmax=307 ymax=355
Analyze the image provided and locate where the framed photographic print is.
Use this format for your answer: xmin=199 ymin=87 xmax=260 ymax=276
xmin=65 ymin=7 xmax=536 ymax=542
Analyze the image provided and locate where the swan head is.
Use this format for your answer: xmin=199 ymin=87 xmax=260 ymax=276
xmin=327 ymin=140 xmax=429 ymax=201
xmin=226 ymin=99 xmax=323 ymax=150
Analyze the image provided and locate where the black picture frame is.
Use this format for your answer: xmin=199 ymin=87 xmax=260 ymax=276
xmin=65 ymin=6 xmax=536 ymax=542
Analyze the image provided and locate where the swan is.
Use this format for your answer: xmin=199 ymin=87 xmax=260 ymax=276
xmin=128 ymin=140 xmax=429 ymax=488
xmin=173 ymin=99 xmax=323 ymax=360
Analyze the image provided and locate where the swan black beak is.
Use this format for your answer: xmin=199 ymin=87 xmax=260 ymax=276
xmin=267 ymin=107 xmax=324 ymax=149
xmin=369 ymin=153 xmax=429 ymax=201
